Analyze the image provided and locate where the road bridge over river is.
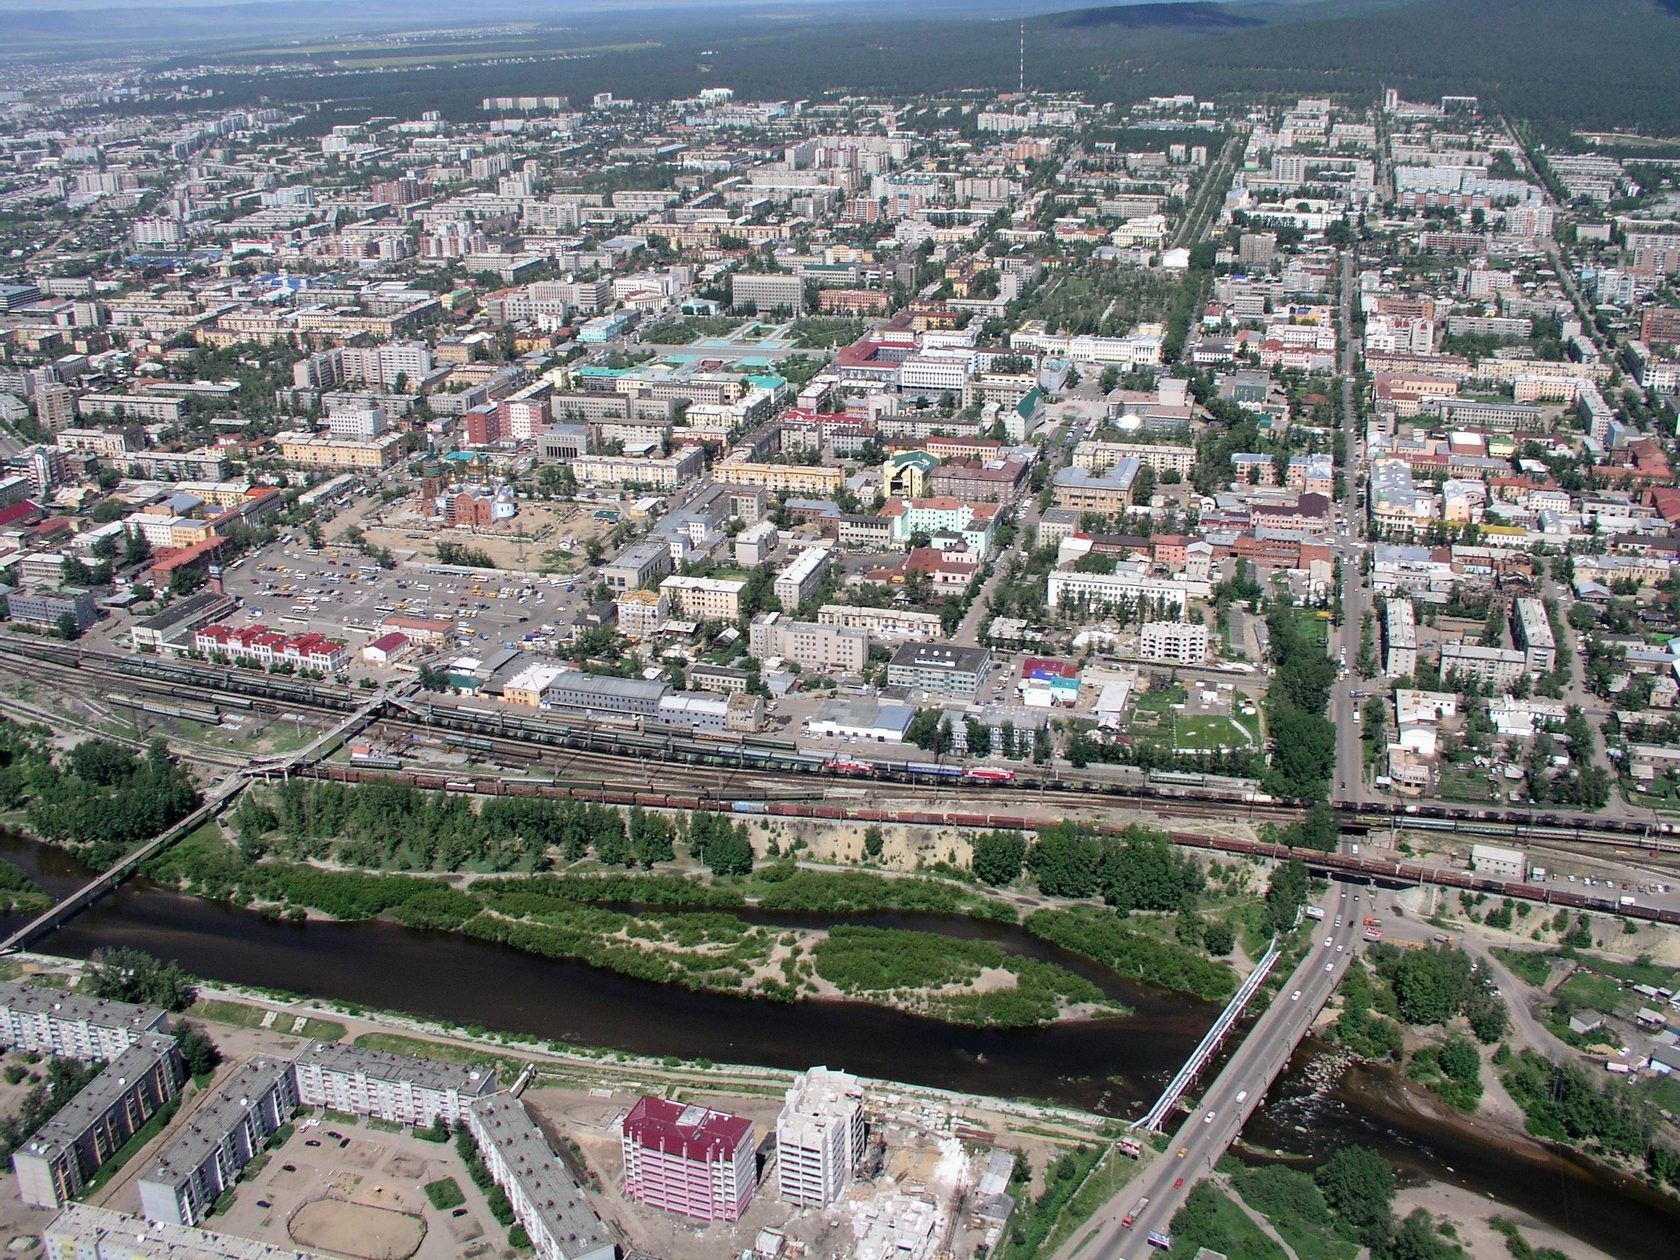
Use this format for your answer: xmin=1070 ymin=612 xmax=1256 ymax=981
xmin=1056 ymin=883 xmax=1364 ymax=1260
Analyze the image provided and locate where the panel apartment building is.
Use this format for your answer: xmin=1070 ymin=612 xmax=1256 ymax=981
xmin=43 ymin=1203 xmax=329 ymax=1260
xmin=292 ymin=1041 xmax=497 ymax=1128
xmin=138 ymin=1057 xmax=299 ymax=1227
xmin=1510 ymin=597 xmax=1556 ymax=675
xmin=776 ymin=1066 xmax=865 ymax=1207
xmin=13 ymin=1035 xmax=184 ymax=1209
xmin=465 ymin=1096 xmax=616 ymax=1260
xmin=0 ymin=982 xmax=169 ymax=1061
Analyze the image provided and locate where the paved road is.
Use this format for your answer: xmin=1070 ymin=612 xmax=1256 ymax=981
xmin=1330 ymin=247 xmax=1373 ymax=809
xmin=1059 ymin=884 xmax=1365 ymax=1259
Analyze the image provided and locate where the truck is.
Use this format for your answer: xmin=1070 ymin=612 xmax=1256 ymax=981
xmin=1306 ymin=906 xmax=1326 ymax=921
xmin=1363 ymin=916 xmax=1382 ymax=927
xmin=1117 ymin=1138 xmax=1143 ymax=1160
xmin=1432 ymin=934 xmax=1454 ymax=945
xmin=1122 ymin=1197 xmax=1149 ymax=1229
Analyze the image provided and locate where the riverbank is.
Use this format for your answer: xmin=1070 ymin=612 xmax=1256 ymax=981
xmin=116 ymin=819 xmax=1253 ymax=1028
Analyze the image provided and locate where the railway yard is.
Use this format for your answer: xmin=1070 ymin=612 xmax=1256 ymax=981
xmin=5 ymin=636 xmax=1680 ymax=934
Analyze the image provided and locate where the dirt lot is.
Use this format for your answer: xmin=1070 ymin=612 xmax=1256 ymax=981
xmin=288 ymin=1196 xmax=425 ymax=1259
xmin=354 ymin=499 xmax=618 ymax=575
xmin=210 ymin=1113 xmax=507 ymax=1260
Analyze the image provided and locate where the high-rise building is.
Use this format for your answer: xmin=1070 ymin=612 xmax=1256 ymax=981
xmin=776 ymin=1067 xmax=865 ymax=1207
xmin=620 ymin=1096 xmax=755 ymax=1222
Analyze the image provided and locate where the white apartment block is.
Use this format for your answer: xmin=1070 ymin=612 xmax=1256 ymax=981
xmin=776 ymin=1067 xmax=865 ymax=1208
xmin=0 ymin=983 xmax=168 ymax=1062
xmin=1138 ymin=620 xmax=1210 ymax=664
xmin=1047 ymin=568 xmax=1190 ymax=615
xmin=1384 ymin=598 xmax=1417 ymax=679
xmin=660 ymin=575 xmax=747 ymax=621
xmin=291 ymin=1041 xmax=496 ymax=1129
xmin=772 ymin=545 xmax=834 ymax=610
xmin=749 ymin=612 xmax=869 ymax=674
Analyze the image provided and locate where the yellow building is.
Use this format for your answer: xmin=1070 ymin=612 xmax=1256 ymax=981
xmin=274 ymin=431 xmax=405 ymax=470
xmin=714 ymin=460 xmax=844 ymax=496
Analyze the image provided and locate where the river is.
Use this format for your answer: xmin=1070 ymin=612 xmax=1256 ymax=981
xmin=4 ymin=834 xmax=1678 ymax=1256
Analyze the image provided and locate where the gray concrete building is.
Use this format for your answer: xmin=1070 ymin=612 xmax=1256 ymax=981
xmin=291 ymin=1041 xmax=496 ymax=1129
xmin=5 ymin=586 xmax=97 ymax=632
xmin=1511 ymin=597 xmax=1556 ymax=675
xmin=137 ymin=1057 xmax=298 ymax=1227
xmin=465 ymin=1095 xmax=615 ymax=1260
xmin=0 ymin=982 xmax=168 ymax=1061
xmin=14 ymin=1035 xmax=184 ymax=1208
xmin=601 ymin=539 xmax=673 ymax=593
xmin=887 ymin=643 xmax=992 ymax=700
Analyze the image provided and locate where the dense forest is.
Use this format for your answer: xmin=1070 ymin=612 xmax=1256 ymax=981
xmin=115 ymin=0 xmax=1680 ymax=138
xmin=0 ymin=721 xmax=201 ymax=868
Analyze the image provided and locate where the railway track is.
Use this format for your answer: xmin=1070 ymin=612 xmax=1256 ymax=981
xmin=6 ymin=641 xmax=1678 ymax=857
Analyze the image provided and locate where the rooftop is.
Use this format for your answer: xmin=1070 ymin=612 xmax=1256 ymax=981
xmin=468 ymin=1096 xmax=611 ymax=1260
xmin=295 ymin=1039 xmax=495 ymax=1097
xmin=141 ymin=1057 xmax=293 ymax=1187
xmin=623 ymin=1095 xmax=753 ymax=1161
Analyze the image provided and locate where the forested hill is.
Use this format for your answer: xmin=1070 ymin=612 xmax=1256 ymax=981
xmin=98 ymin=0 xmax=1680 ymax=137
xmin=1086 ymin=0 xmax=1680 ymax=138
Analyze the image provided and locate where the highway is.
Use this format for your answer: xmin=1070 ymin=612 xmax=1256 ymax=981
xmin=1059 ymin=884 xmax=1366 ymax=1259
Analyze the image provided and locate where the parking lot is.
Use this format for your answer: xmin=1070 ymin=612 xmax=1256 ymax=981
xmin=203 ymin=535 xmax=598 ymax=675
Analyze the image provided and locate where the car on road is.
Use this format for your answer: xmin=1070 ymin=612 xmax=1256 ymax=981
xmin=257 ymin=1200 xmax=271 ymax=1210
xmin=1236 ymin=1091 xmax=1248 ymax=1103
xmin=1291 ymin=990 xmax=1301 ymax=1001
xmin=282 ymin=1164 xmax=296 ymax=1173
xmin=1325 ymin=963 xmax=1334 ymax=972
xmin=1203 ymin=1110 xmax=1216 ymax=1124
xmin=1177 ymin=1147 xmax=1188 ymax=1159
xmin=1173 ymin=1177 xmax=1185 ymax=1189
xmin=1324 ymin=936 xmax=1333 ymax=947
xmin=451 ymin=1208 xmax=469 ymax=1219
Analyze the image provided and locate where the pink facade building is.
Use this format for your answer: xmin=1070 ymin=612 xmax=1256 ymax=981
xmin=620 ymin=1096 xmax=755 ymax=1222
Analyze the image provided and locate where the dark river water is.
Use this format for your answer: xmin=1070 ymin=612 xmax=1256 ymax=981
xmin=4 ymin=833 xmax=1678 ymax=1256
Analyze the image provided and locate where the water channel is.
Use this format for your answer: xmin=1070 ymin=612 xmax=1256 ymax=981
xmin=4 ymin=832 xmax=1678 ymax=1256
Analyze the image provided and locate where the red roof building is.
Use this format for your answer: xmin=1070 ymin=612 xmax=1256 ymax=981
xmin=620 ymin=1096 xmax=755 ymax=1222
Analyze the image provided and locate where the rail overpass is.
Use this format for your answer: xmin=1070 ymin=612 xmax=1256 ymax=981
xmin=1056 ymin=886 xmax=1364 ymax=1260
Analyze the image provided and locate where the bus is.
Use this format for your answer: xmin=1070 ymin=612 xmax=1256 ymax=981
xmin=1147 ymin=1231 xmax=1172 ymax=1251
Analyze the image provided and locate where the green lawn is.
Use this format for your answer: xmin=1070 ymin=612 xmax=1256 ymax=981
xmin=424 ymin=1177 xmax=466 ymax=1210
xmin=1040 ymin=1146 xmax=1143 ymax=1255
xmin=1491 ymin=947 xmax=1556 ymax=987
xmin=1438 ymin=763 xmax=1500 ymax=804
xmin=1555 ymin=970 xmax=1624 ymax=1014
xmin=1174 ymin=713 xmax=1261 ymax=752
xmin=352 ymin=1032 xmax=523 ymax=1079
xmin=191 ymin=998 xmax=346 ymax=1042
xmin=1638 ymin=1073 xmax=1680 ymax=1115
